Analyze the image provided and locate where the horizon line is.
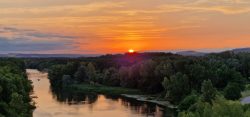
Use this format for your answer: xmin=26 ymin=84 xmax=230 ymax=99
xmin=1 ymin=47 xmax=249 ymax=55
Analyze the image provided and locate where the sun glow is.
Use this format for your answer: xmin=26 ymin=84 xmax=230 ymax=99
xmin=128 ymin=49 xmax=135 ymax=53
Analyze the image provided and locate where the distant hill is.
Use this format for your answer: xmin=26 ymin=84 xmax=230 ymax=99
xmin=176 ymin=48 xmax=250 ymax=56
xmin=1 ymin=48 xmax=250 ymax=58
xmin=0 ymin=54 xmax=8 ymax=57
xmin=232 ymin=48 xmax=250 ymax=54
xmin=176 ymin=51 xmax=207 ymax=56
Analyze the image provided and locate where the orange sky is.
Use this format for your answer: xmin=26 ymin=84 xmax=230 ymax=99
xmin=0 ymin=0 xmax=250 ymax=54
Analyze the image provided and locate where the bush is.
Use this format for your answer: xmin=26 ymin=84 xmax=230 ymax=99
xmin=178 ymin=94 xmax=199 ymax=111
xmin=179 ymin=97 xmax=247 ymax=117
xmin=224 ymin=83 xmax=242 ymax=100
xmin=245 ymin=84 xmax=250 ymax=90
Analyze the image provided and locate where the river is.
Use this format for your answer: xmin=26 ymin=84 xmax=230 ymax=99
xmin=27 ymin=69 xmax=173 ymax=117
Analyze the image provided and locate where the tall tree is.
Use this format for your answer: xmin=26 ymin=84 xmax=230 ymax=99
xmin=162 ymin=72 xmax=190 ymax=103
xmin=201 ymin=80 xmax=216 ymax=103
xmin=86 ymin=63 xmax=97 ymax=82
xmin=74 ymin=65 xmax=88 ymax=82
xmin=103 ymin=67 xmax=120 ymax=86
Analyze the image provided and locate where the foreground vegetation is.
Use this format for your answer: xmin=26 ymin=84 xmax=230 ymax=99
xmin=26 ymin=52 xmax=250 ymax=116
xmin=0 ymin=58 xmax=34 ymax=117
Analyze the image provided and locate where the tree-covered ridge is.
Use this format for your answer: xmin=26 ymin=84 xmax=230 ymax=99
xmin=27 ymin=52 xmax=250 ymax=116
xmin=0 ymin=58 xmax=34 ymax=117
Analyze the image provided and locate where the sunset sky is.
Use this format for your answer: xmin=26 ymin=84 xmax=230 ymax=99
xmin=1 ymin=0 xmax=250 ymax=54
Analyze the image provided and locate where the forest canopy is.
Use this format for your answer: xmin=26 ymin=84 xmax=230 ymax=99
xmin=0 ymin=58 xmax=34 ymax=117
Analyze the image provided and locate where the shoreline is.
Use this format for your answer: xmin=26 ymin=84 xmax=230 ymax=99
xmin=121 ymin=94 xmax=177 ymax=109
xmin=69 ymin=83 xmax=177 ymax=109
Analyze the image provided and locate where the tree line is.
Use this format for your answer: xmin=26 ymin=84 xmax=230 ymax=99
xmin=0 ymin=58 xmax=34 ymax=117
xmin=26 ymin=52 xmax=250 ymax=116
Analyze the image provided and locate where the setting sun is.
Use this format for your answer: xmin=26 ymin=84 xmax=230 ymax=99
xmin=128 ymin=49 xmax=135 ymax=53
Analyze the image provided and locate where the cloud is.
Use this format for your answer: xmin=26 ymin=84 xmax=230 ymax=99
xmin=3 ymin=27 xmax=21 ymax=32
xmin=1 ymin=0 xmax=250 ymax=54
xmin=0 ymin=26 xmax=77 ymax=53
xmin=26 ymin=32 xmax=76 ymax=39
xmin=0 ymin=26 xmax=76 ymax=40
xmin=0 ymin=37 xmax=70 ymax=51
xmin=0 ymin=2 xmax=125 ymax=18
xmin=159 ymin=0 xmax=250 ymax=14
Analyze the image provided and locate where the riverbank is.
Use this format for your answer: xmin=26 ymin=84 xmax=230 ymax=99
xmin=29 ymin=69 xmax=167 ymax=117
xmin=68 ymin=83 xmax=143 ymax=95
xmin=122 ymin=94 xmax=177 ymax=109
xmin=68 ymin=83 xmax=176 ymax=108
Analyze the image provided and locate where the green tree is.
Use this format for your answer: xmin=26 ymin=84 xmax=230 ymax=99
xmin=162 ymin=72 xmax=190 ymax=103
xmin=74 ymin=65 xmax=88 ymax=82
xmin=212 ymin=98 xmax=244 ymax=117
xmin=127 ymin=64 xmax=140 ymax=88
xmin=64 ymin=62 xmax=79 ymax=76
xmin=178 ymin=93 xmax=199 ymax=111
xmin=119 ymin=66 xmax=130 ymax=87
xmin=86 ymin=63 xmax=97 ymax=82
xmin=0 ymin=86 xmax=2 ymax=94
xmin=0 ymin=59 xmax=33 ymax=117
xmin=224 ymin=83 xmax=242 ymax=100
xmin=103 ymin=67 xmax=120 ymax=86
xmin=154 ymin=61 xmax=174 ymax=79
xmin=9 ymin=93 xmax=25 ymax=114
xmin=201 ymin=80 xmax=216 ymax=103
xmin=48 ymin=65 xmax=67 ymax=86
xmin=187 ymin=64 xmax=207 ymax=90
xmin=179 ymin=98 xmax=247 ymax=117
xmin=62 ymin=75 xmax=73 ymax=87
xmin=138 ymin=60 xmax=163 ymax=93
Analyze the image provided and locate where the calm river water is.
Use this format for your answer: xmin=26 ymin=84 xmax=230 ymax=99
xmin=27 ymin=69 xmax=173 ymax=117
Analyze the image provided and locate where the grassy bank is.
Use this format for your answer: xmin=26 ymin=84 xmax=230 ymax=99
xmin=68 ymin=83 xmax=143 ymax=95
xmin=241 ymin=84 xmax=250 ymax=98
xmin=242 ymin=90 xmax=250 ymax=98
